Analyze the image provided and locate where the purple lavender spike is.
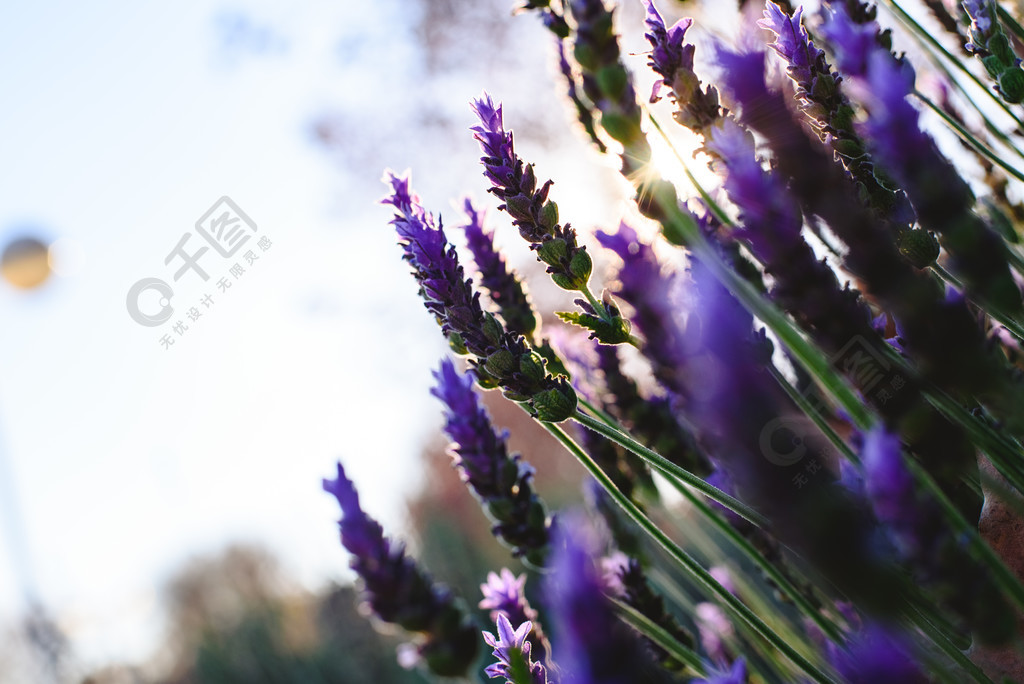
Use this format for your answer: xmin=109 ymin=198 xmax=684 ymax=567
xmin=828 ymin=625 xmax=927 ymax=683
xmin=641 ymin=0 xmax=721 ymax=130
xmin=545 ymin=514 xmax=672 ymax=683
xmin=431 ymin=358 xmax=551 ymax=564
xmin=461 ymin=198 xmax=537 ymax=336
xmin=383 ymin=170 xmax=577 ymax=422
xmin=471 ymin=94 xmax=593 ymax=293
xmin=821 ymin=6 xmax=1022 ymax=312
xmin=322 ymin=462 xmax=478 ymax=676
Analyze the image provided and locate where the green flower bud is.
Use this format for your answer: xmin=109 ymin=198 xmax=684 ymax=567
xmin=505 ymin=194 xmax=534 ymax=222
xmin=482 ymin=312 xmax=504 ymax=346
xmin=832 ymin=137 xmax=866 ymax=160
xmin=487 ymin=497 xmax=515 ymax=522
xmin=897 ymin=228 xmax=941 ymax=269
xmin=519 ymin=351 xmax=547 ymax=385
xmin=831 ymin=105 xmax=856 ymax=134
xmin=549 ymin=273 xmax=577 ymax=291
xmin=999 ymin=68 xmax=1024 ymax=104
xmin=574 ymin=42 xmax=598 ymax=71
xmin=600 ymin=111 xmax=642 ymax=145
xmin=537 ymin=238 xmax=567 ymax=266
xmin=448 ymin=332 xmax=468 ymax=355
xmin=810 ymin=72 xmax=836 ymax=100
xmin=502 ymin=389 xmax=531 ymax=402
xmin=569 ymin=247 xmax=593 ymax=284
xmin=539 ymin=200 xmax=559 ymax=231
xmin=484 ymin=348 xmax=517 ymax=377
xmin=531 ymin=381 xmax=578 ymax=422
xmin=983 ymin=55 xmax=1004 ymax=79
xmin=990 ymin=32 xmax=1015 ymax=65
xmin=474 ymin=366 xmax=502 ymax=390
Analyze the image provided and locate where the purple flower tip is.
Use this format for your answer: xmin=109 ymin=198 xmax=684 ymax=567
xmin=483 ymin=614 xmax=548 ymax=684
xmin=381 ymin=169 xmax=418 ymax=214
xmin=479 ymin=568 xmax=528 ymax=612
xmin=695 ymin=657 xmax=746 ymax=684
xmin=861 ymin=426 xmax=914 ymax=525
xmin=831 ymin=626 xmax=927 ymax=683
xmin=758 ymin=3 xmax=809 ymax=65
xmin=818 ymin=5 xmax=881 ymax=79
xmin=713 ymin=47 xmax=768 ymax=110
xmin=642 ymin=0 xmax=695 ymax=102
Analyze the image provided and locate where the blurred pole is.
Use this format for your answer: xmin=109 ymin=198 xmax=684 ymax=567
xmin=0 ymin=233 xmax=63 ymax=682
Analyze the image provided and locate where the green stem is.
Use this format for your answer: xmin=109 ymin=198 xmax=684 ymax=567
xmin=543 ymin=422 xmax=837 ymax=684
xmin=904 ymin=606 xmax=995 ymax=684
xmin=932 ymin=262 xmax=1024 ymax=343
xmin=998 ymin=5 xmax=1024 ymax=45
xmin=881 ymin=0 xmax=1024 ymax=132
xmin=579 ymin=398 xmax=847 ymax=641
xmin=573 ymin=410 xmax=769 ymax=528
xmin=914 ymin=89 xmax=1024 ymax=183
xmin=609 ymin=599 xmax=707 ymax=675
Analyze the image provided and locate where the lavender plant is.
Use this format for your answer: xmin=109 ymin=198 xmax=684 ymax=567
xmin=324 ymin=1 xmax=1024 ymax=681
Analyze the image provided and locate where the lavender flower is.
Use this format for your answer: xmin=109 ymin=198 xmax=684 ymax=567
xmin=642 ymin=0 xmax=722 ymax=131
xmin=964 ymin=0 xmax=995 ymax=41
xmin=693 ymin=658 xmax=747 ymax=684
xmin=860 ymin=427 xmax=1014 ymax=642
xmin=461 ymin=198 xmax=537 ymax=337
xmin=556 ymin=39 xmax=607 ymax=153
xmin=483 ymin=615 xmax=550 ymax=684
xmin=829 ymin=625 xmax=927 ymax=684
xmin=384 ymin=170 xmax=577 ymax=422
xmin=595 ymin=222 xmax=688 ymax=397
xmin=567 ymin=0 xmax=658 ymax=191
xmin=432 ymin=358 xmax=551 ymax=564
xmin=758 ymin=2 xmax=911 ymax=222
xmin=709 ymin=43 xmax=1002 ymax=498
xmin=471 ymin=95 xmax=593 ymax=293
xmin=545 ymin=514 xmax=672 ymax=683
xmin=822 ymin=6 xmax=1023 ymax=313
xmin=567 ymin=0 xmax=644 ymax=142
xmin=601 ymin=550 xmax=696 ymax=672
xmin=322 ymin=462 xmax=478 ymax=676
xmin=703 ymin=119 xmax=804 ymax=259
xmin=480 ymin=568 xmax=551 ymax=667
